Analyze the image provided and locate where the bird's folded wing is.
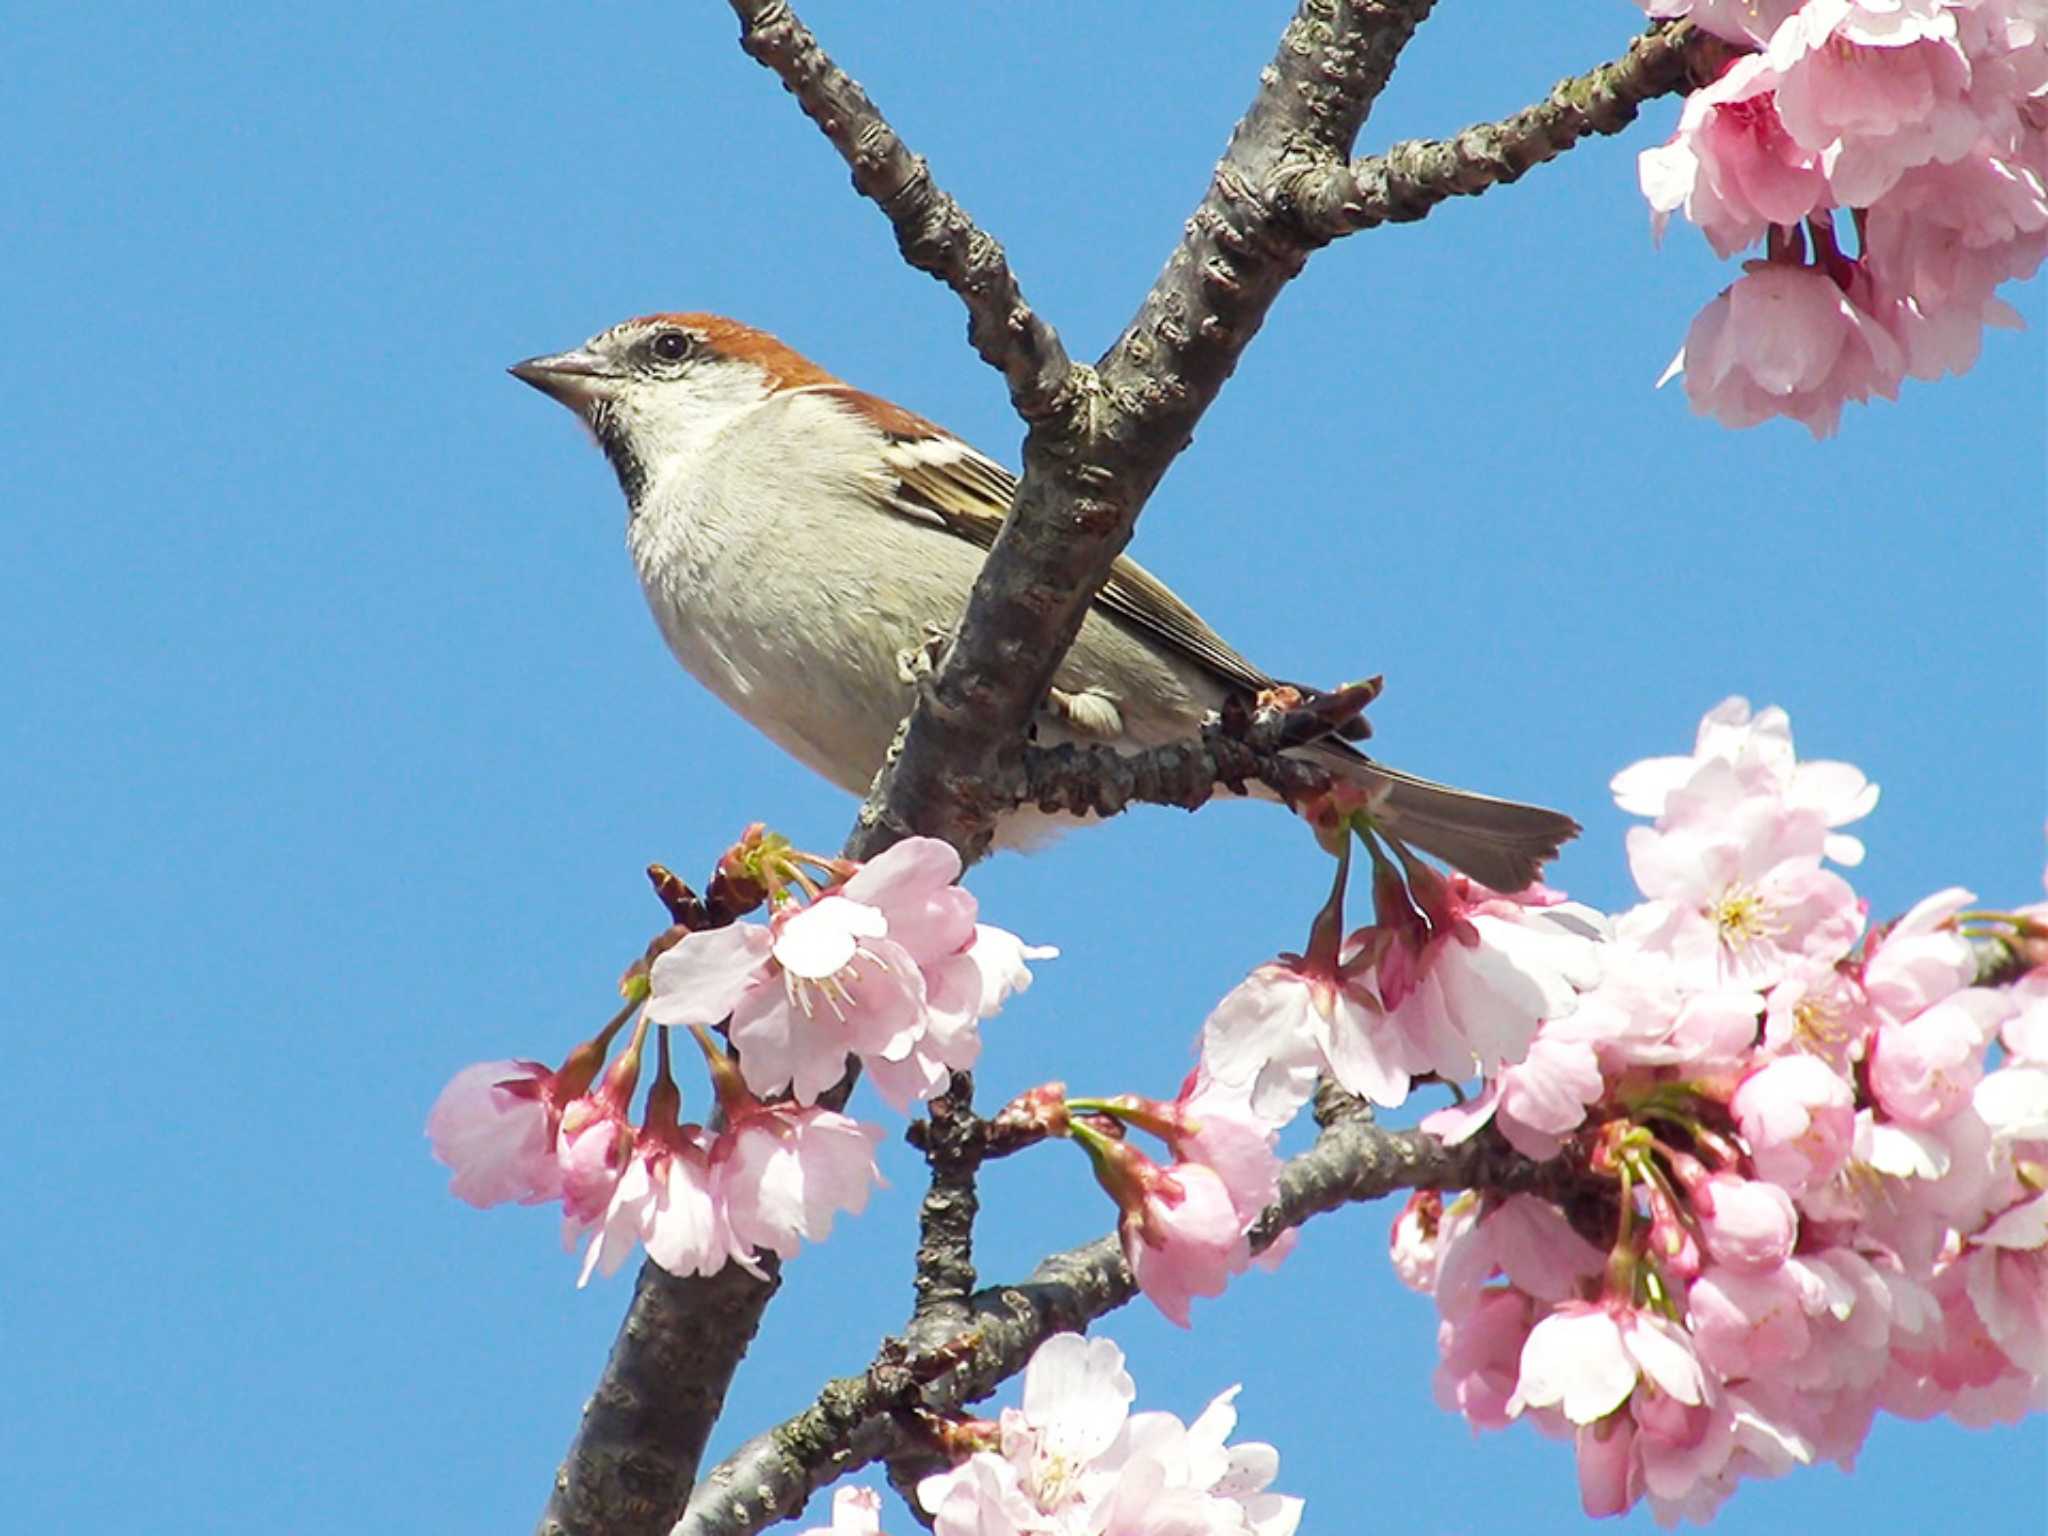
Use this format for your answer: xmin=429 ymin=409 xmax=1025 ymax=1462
xmin=801 ymin=383 xmax=1279 ymax=697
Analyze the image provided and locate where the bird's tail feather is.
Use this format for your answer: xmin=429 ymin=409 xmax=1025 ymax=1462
xmin=1303 ymin=744 xmax=1581 ymax=893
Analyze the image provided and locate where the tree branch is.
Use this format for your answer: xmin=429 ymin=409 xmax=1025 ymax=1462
xmin=725 ymin=0 xmax=1072 ymax=420
xmin=674 ymin=1105 xmax=1557 ymax=1535
xmin=847 ymin=1 xmax=1438 ymax=863
xmin=904 ymin=1074 xmax=984 ymax=1334
xmin=1288 ymin=22 xmax=1720 ymax=239
xmin=1004 ymin=679 xmax=1382 ymax=822
xmin=537 ymin=1259 xmax=782 ymax=1536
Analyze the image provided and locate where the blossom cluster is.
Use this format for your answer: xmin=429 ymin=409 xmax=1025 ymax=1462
xmin=1636 ymin=0 xmax=2045 ymax=435
xmin=907 ymin=1332 xmax=1302 ymax=1536
xmin=1369 ymin=699 xmax=2048 ymax=1522
xmin=647 ymin=835 xmax=1054 ymax=1109
xmin=426 ymin=834 xmax=1051 ymax=1284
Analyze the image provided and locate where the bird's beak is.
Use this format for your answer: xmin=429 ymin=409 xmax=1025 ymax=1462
xmin=508 ymin=349 xmax=619 ymax=413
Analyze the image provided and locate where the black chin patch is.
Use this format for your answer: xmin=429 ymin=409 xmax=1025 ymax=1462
xmin=588 ymin=403 xmax=649 ymax=509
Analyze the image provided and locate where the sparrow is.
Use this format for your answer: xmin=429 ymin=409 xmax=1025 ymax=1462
xmin=509 ymin=313 xmax=1578 ymax=889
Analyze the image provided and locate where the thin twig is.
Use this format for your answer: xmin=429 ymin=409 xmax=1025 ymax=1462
xmin=725 ymin=0 xmax=1072 ymax=420
xmin=904 ymin=1074 xmax=985 ymax=1332
xmin=1288 ymin=22 xmax=1722 ymax=238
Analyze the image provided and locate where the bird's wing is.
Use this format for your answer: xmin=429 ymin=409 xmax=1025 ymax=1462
xmin=799 ymin=384 xmax=1278 ymax=696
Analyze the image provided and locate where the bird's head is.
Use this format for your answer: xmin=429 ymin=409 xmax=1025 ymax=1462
xmin=510 ymin=313 xmax=838 ymax=505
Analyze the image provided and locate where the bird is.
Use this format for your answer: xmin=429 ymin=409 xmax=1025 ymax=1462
xmin=509 ymin=313 xmax=1578 ymax=889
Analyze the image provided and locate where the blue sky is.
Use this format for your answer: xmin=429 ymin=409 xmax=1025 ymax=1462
xmin=4 ymin=4 xmax=2042 ymax=1533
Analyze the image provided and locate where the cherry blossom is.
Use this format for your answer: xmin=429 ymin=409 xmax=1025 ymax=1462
xmin=1661 ymin=251 xmax=1905 ymax=438
xmin=1116 ymin=1152 xmax=1252 ymax=1329
xmin=1693 ymin=1173 xmax=1800 ymax=1272
xmin=1511 ymin=1301 xmax=1708 ymax=1425
xmin=646 ymin=837 xmax=1052 ymax=1108
xmin=556 ymin=1026 xmax=650 ymax=1238
xmin=1731 ymin=1052 xmax=1857 ymax=1194
xmin=800 ymin=1486 xmax=888 ymax=1536
xmin=575 ymin=1060 xmax=749 ymax=1286
xmin=1622 ymin=785 xmax=1863 ymax=992
xmin=427 ymin=1058 xmax=565 ymax=1208
xmin=1610 ymin=696 xmax=1879 ymax=866
xmin=1640 ymin=55 xmax=1828 ymax=256
xmin=916 ymin=1333 xmax=1302 ymax=1536
xmin=1200 ymin=847 xmax=1601 ymax=1121
xmin=1641 ymin=1 xmax=2043 ymax=431
xmin=1767 ymin=0 xmax=1983 ymax=207
xmin=720 ymin=1104 xmax=885 ymax=1272
xmin=1389 ymin=701 xmax=2043 ymax=1518
xmin=1868 ymin=987 xmax=2007 ymax=1125
xmin=1194 ymin=911 xmax=1380 ymax=1119
xmin=1633 ymin=0 xmax=1808 ymax=48
xmin=1100 ymin=1073 xmax=1284 ymax=1227
xmin=1366 ymin=862 xmax=1605 ymax=1086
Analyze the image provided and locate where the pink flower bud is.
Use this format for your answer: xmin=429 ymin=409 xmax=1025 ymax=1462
xmin=1694 ymin=1173 xmax=1799 ymax=1273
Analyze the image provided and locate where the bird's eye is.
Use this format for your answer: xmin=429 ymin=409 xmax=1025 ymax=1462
xmin=650 ymin=330 xmax=693 ymax=364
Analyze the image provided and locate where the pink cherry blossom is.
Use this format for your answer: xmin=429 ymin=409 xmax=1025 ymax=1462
xmin=1768 ymin=0 xmax=1983 ymax=206
xmin=426 ymin=1058 xmax=563 ymax=1207
xmin=739 ymin=902 xmax=928 ymax=1104
xmin=1101 ymin=1385 xmax=1303 ymax=1536
xmin=1390 ymin=1190 xmax=1448 ymax=1294
xmin=1632 ymin=0 xmax=1806 ymax=48
xmin=1196 ymin=949 xmax=1375 ymax=1120
xmin=1611 ymin=696 xmax=1880 ymax=866
xmin=2004 ymin=968 xmax=2048 ymax=1064
xmin=918 ymin=1333 xmax=1302 ymax=1536
xmin=639 ymin=1133 xmax=739 ymax=1279
xmin=868 ymin=925 xmax=1056 ymax=1111
xmin=556 ymin=1091 xmax=636 ymax=1236
xmin=838 ymin=836 xmax=976 ymax=958
xmin=1866 ymin=143 xmax=2048 ymax=302
xmin=1661 ymin=255 xmax=1905 ymax=437
xmin=1640 ymin=55 xmax=1829 ymax=257
xmin=646 ymin=840 xmax=1053 ymax=1108
xmin=577 ymin=1115 xmax=750 ymax=1285
xmin=1121 ymin=1160 xmax=1253 ymax=1329
xmin=1861 ymin=885 xmax=1979 ymax=1017
xmin=1732 ymin=1053 xmax=1857 ymax=1194
xmin=720 ymin=1104 xmax=885 ymax=1271
xmin=1976 ymin=1058 xmax=2048 ymax=1147
xmin=1422 ymin=1018 xmax=1606 ymax=1160
xmin=1435 ymin=1285 xmax=1538 ymax=1432
xmin=1762 ymin=958 xmax=1874 ymax=1068
xmin=1963 ymin=1196 xmax=2048 ymax=1375
xmin=1869 ymin=988 xmax=2008 ymax=1125
xmin=1155 ymin=1073 xmax=1284 ymax=1226
xmin=800 ymin=1486 xmax=887 ymax=1536
xmin=1432 ymin=1195 xmax=1608 ymax=1320
xmin=1575 ymin=1415 xmax=1638 ymax=1517
xmin=1383 ymin=703 xmax=2045 ymax=1512
xmin=1621 ymin=746 xmax=1866 ymax=991
xmin=1369 ymin=869 xmax=1605 ymax=1089
xmin=1511 ymin=1302 xmax=1708 ymax=1425
xmin=1689 ymin=1263 xmax=1813 ymax=1377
